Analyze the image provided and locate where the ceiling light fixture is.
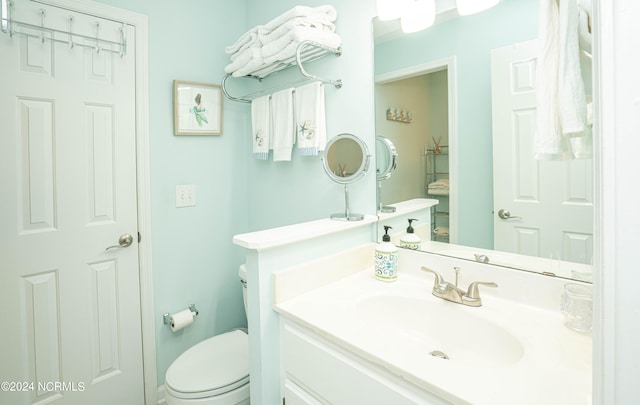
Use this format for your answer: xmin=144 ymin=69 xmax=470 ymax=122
xmin=456 ymin=0 xmax=500 ymax=16
xmin=401 ymin=0 xmax=436 ymax=33
xmin=376 ymin=0 xmax=409 ymax=21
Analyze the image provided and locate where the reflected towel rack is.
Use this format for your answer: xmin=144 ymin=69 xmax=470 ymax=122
xmin=222 ymin=40 xmax=342 ymax=103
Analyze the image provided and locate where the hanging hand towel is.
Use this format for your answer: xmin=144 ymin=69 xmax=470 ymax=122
xmin=558 ymin=0 xmax=587 ymax=137
xmin=251 ymin=95 xmax=271 ymax=160
xmin=534 ymin=0 xmax=563 ymax=159
xmin=295 ymin=82 xmax=326 ymax=156
xmin=271 ymin=88 xmax=295 ymax=162
xmin=534 ymin=0 xmax=588 ymax=159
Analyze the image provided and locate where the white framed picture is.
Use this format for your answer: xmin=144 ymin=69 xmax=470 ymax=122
xmin=174 ymin=80 xmax=223 ymax=135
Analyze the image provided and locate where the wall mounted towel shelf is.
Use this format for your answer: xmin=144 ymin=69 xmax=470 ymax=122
xmin=222 ymin=40 xmax=342 ymax=103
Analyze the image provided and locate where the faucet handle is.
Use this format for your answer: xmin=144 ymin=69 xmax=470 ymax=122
xmin=466 ymin=281 xmax=497 ymax=299
xmin=421 ymin=266 xmax=444 ymax=286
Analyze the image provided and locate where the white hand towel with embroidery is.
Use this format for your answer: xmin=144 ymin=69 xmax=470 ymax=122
xmin=271 ymin=88 xmax=295 ymax=162
xmin=251 ymin=95 xmax=271 ymax=160
xmin=295 ymin=82 xmax=326 ymax=156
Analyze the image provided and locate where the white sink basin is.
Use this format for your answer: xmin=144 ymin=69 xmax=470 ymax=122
xmin=356 ymin=294 xmax=525 ymax=367
xmin=274 ymin=250 xmax=593 ymax=405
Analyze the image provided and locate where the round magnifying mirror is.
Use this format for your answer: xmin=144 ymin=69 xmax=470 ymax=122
xmin=375 ymin=136 xmax=398 ymax=213
xmin=321 ymin=133 xmax=370 ymax=220
xmin=376 ymin=136 xmax=398 ymax=181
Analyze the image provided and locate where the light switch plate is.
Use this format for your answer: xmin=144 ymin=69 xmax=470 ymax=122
xmin=176 ymin=184 xmax=196 ymax=207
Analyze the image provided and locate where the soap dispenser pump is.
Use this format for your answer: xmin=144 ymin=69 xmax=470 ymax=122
xmin=375 ymin=225 xmax=398 ymax=282
xmin=400 ymin=218 xmax=421 ymax=250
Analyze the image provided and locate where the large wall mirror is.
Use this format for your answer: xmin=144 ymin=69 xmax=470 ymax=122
xmin=373 ymin=0 xmax=594 ymax=281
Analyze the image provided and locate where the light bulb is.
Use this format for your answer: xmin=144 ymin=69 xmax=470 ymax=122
xmin=456 ymin=0 xmax=500 ymax=16
xmin=377 ymin=0 xmax=409 ymax=21
xmin=401 ymin=0 xmax=436 ymax=34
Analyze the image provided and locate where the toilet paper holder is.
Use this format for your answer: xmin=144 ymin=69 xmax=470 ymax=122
xmin=163 ymin=304 xmax=199 ymax=326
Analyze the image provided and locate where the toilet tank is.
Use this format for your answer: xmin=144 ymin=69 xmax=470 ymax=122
xmin=238 ymin=264 xmax=248 ymax=315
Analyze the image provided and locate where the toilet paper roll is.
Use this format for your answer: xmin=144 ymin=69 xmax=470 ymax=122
xmin=170 ymin=309 xmax=195 ymax=332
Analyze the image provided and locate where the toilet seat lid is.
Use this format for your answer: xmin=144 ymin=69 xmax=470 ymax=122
xmin=165 ymin=330 xmax=249 ymax=396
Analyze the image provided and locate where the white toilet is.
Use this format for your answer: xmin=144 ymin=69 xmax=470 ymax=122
xmin=164 ymin=265 xmax=250 ymax=405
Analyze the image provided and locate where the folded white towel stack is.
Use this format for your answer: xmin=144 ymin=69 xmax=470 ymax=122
xmin=251 ymin=95 xmax=271 ymax=160
xmin=433 ymin=227 xmax=450 ymax=237
xmin=295 ymin=81 xmax=326 ymax=156
xmin=427 ymin=178 xmax=450 ymax=196
xmin=271 ymin=88 xmax=295 ymax=162
xmin=224 ymin=5 xmax=341 ymax=79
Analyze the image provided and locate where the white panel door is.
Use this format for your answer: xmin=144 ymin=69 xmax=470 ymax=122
xmin=491 ymin=40 xmax=593 ymax=264
xmin=0 ymin=1 xmax=144 ymax=404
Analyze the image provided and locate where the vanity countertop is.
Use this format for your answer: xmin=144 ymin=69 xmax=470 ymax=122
xmin=274 ymin=248 xmax=592 ymax=405
xmin=377 ymin=198 xmax=439 ymax=220
xmin=232 ymin=215 xmax=377 ymax=251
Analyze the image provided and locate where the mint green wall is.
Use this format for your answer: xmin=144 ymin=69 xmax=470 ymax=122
xmin=375 ymin=0 xmax=538 ymax=249
xmin=93 ymin=0 xmax=251 ymax=385
xmin=94 ymin=0 xmax=378 ymax=387
xmin=243 ymin=0 xmax=378 ymax=230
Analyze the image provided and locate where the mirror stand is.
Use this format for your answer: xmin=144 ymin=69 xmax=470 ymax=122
xmin=322 ymin=133 xmax=370 ymax=221
xmin=377 ymin=180 xmax=396 ymax=213
xmin=331 ymin=184 xmax=365 ymax=221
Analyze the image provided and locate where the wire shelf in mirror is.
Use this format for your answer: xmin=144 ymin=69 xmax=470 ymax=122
xmin=222 ymin=40 xmax=342 ymax=103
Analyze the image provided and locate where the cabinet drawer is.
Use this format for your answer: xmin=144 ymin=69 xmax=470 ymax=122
xmin=281 ymin=322 xmax=449 ymax=405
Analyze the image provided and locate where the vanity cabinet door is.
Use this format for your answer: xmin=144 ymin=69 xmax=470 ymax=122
xmin=281 ymin=321 xmax=451 ymax=405
xmin=283 ymin=378 xmax=324 ymax=404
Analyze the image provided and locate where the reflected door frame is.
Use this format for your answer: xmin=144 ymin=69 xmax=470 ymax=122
xmin=375 ymin=56 xmax=458 ymax=243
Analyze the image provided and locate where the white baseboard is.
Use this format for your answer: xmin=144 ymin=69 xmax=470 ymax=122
xmin=157 ymin=384 xmax=167 ymax=405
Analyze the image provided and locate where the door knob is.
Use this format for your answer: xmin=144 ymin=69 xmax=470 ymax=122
xmin=106 ymin=234 xmax=134 ymax=251
xmin=497 ymin=209 xmax=522 ymax=220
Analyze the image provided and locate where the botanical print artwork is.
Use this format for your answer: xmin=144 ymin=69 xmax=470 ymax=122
xmin=174 ymin=80 xmax=222 ymax=135
xmin=191 ymin=93 xmax=209 ymax=127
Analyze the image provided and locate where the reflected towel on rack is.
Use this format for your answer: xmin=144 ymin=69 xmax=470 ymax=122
xmin=271 ymin=88 xmax=295 ymax=162
xmin=251 ymin=95 xmax=271 ymax=160
xmin=433 ymin=227 xmax=450 ymax=237
xmin=262 ymin=27 xmax=342 ymax=60
xmin=295 ymin=82 xmax=326 ymax=156
xmin=427 ymin=178 xmax=449 ymax=196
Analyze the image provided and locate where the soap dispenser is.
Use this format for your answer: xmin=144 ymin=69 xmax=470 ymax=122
xmin=375 ymin=225 xmax=398 ymax=282
xmin=400 ymin=218 xmax=421 ymax=250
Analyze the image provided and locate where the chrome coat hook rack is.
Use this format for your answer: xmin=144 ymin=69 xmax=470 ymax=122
xmin=1 ymin=0 xmax=127 ymax=56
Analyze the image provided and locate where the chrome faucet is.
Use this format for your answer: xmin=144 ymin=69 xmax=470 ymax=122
xmin=421 ymin=266 xmax=497 ymax=307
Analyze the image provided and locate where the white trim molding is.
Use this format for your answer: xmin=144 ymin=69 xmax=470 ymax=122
xmin=593 ymin=0 xmax=640 ymax=403
xmin=374 ymin=57 xmax=459 ymax=244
